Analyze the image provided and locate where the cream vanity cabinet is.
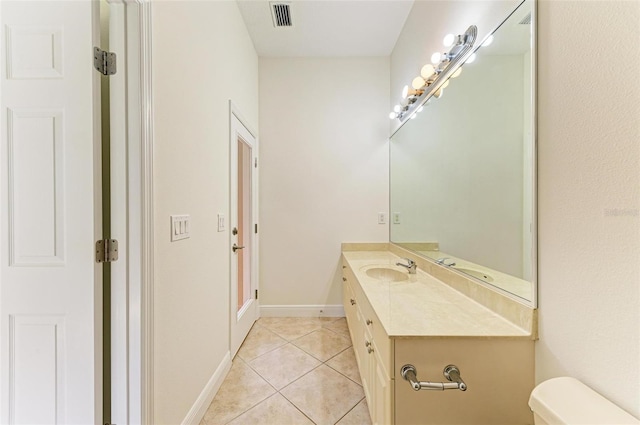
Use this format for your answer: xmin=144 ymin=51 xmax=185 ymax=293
xmin=342 ymin=255 xmax=535 ymax=425
xmin=342 ymin=264 xmax=393 ymax=425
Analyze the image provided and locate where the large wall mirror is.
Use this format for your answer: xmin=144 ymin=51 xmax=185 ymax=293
xmin=390 ymin=0 xmax=536 ymax=305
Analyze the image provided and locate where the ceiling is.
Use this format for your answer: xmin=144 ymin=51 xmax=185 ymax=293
xmin=236 ymin=0 xmax=415 ymax=57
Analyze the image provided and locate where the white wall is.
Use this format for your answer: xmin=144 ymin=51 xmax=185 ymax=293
xmin=151 ymin=2 xmax=258 ymax=423
xmin=259 ymin=58 xmax=389 ymax=310
xmin=390 ymin=0 xmax=640 ymax=418
xmin=536 ymin=0 xmax=640 ymax=417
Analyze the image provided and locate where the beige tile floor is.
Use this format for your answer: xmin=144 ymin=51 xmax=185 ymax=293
xmin=201 ymin=317 xmax=372 ymax=425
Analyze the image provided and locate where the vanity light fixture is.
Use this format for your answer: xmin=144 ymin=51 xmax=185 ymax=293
xmin=402 ymin=84 xmax=423 ymax=100
xmin=389 ymin=25 xmax=478 ymax=121
xmin=443 ymin=33 xmax=456 ymax=47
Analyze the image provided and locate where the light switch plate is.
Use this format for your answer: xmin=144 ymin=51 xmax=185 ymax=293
xmin=378 ymin=212 xmax=387 ymax=224
xmin=171 ymin=215 xmax=190 ymax=241
xmin=217 ymin=214 xmax=226 ymax=232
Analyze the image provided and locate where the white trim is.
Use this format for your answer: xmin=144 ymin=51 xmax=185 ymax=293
xmin=180 ymin=352 xmax=231 ymax=425
xmin=137 ymin=2 xmax=154 ymax=424
xmin=260 ymin=305 xmax=346 ymax=318
xmin=229 ymin=105 xmax=259 ymax=358
xmin=229 ymin=101 xmax=258 ymax=139
xmin=104 ymin=1 xmax=153 ymax=424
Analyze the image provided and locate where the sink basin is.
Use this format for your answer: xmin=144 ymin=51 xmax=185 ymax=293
xmin=365 ymin=267 xmax=409 ymax=282
xmin=454 ymin=267 xmax=494 ymax=283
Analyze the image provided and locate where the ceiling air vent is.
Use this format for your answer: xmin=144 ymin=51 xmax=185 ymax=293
xmin=519 ymin=12 xmax=532 ymax=25
xmin=270 ymin=2 xmax=293 ymax=28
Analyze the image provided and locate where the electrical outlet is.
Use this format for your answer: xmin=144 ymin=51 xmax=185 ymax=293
xmin=378 ymin=212 xmax=387 ymax=224
xmin=393 ymin=212 xmax=401 ymax=224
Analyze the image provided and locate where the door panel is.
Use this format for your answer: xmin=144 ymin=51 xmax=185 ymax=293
xmin=0 ymin=2 xmax=100 ymax=423
xmin=230 ymin=113 xmax=258 ymax=357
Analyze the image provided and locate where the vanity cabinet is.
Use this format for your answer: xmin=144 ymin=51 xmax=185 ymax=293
xmin=341 ymin=255 xmax=535 ymax=425
xmin=342 ymin=266 xmax=393 ymax=425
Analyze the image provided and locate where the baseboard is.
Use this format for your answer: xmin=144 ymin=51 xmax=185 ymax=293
xmin=260 ymin=304 xmax=345 ymax=317
xmin=181 ymin=351 xmax=232 ymax=425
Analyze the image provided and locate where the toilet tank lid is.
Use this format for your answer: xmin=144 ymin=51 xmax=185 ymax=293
xmin=529 ymin=377 xmax=639 ymax=424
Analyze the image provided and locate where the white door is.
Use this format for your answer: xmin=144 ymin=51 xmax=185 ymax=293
xmin=0 ymin=2 xmax=101 ymax=424
xmin=230 ymin=112 xmax=258 ymax=357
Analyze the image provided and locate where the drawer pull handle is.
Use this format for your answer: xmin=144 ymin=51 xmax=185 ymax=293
xmin=365 ymin=341 xmax=371 ymax=347
xmin=366 ymin=319 xmax=373 ymax=325
xmin=401 ymin=364 xmax=467 ymax=391
xmin=350 ymin=299 xmax=356 ymax=305
xmin=342 ymin=277 xmax=347 ymax=282
xmin=367 ymin=347 xmax=374 ymax=354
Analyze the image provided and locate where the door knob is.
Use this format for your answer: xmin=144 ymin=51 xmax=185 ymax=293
xmin=232 ymin=244 xmax=245 ymax=252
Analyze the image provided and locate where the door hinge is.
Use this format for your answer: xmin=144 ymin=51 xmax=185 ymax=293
xmin=96 ymin=239 xmax=119 ymax=263
xmin=255 ymin=223 xmax=258 ymax=234
xmin=254 ymin=157 xmax=258 ymax=168
xmin=93 ymin=47 xmax=117 ymax=76
xmin=255 ymin=289 xmax=258 ymax=300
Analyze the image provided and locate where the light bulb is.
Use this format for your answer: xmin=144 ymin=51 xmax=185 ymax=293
xmin=393 ymin=104 xmax=401 ymax=113
xmin=443 ymin=34 xmax=455 ymax=47
xmin=417 ymin=106 xmax=424 ymax=113
xmin=466 ymin=53 xmax=477 ymax=64
xmin=410 ymin=114 xmax=417 ymax=120
xmin=441 ymin=80 xmax=450 ymax=89
xmin=389 ymin=112 xmax=397 ymax=119
xmin=420 ymin=64 xmax=436 ymax=79
xmin=434 ymin=87 xmax=444 ymax=98
xmin=402 ymin=85 xmax=410 ymax=99
xmin=400 ymin=98 xmax=409 ymax=107
xmin=412 ymin=76 xmax=425 ymax=90
xmin=451 ymin=67 xmax=462 ymax=78
xmin=431 ymin=52 xmax=441 ymax=64
xmin=482 ymin=35 xmax=494 ymax=47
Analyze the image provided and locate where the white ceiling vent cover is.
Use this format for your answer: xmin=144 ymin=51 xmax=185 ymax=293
xmin=270 ymin=2 xmax=293 ymax=27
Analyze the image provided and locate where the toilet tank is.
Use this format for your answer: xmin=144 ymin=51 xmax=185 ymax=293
xmin=529 ymin=377 xmax=639 ymax=425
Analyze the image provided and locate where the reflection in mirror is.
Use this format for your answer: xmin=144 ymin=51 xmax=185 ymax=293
xmin=390 ymin=0 xmax=535 ymax=304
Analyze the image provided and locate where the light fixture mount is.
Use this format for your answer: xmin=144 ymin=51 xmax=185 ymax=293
xmin=390 ymin=25 xmax=477 ymax=122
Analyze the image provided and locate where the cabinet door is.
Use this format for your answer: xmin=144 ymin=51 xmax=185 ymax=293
xmin=342 ymin=278 xmax=357 ymax=339
xmin=359 ymin=321 xmax=373 ymax=405
xmin=370 ymin=340 xmax=393 ymax=425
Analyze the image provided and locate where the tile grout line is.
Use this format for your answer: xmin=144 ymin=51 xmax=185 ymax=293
xmin=332 ymin=396 xmax=366 ymax=425
xmin=205 ymin=318 xmax=367 ymax=425
xmin=218 ymin=356 xmax=280 ymax=425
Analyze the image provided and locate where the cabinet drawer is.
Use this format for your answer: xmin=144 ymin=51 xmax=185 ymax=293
xmin=342 ymin=278 xmax=357 ymax=338
xmin=357 ymin=291 xmax=392 ymax=377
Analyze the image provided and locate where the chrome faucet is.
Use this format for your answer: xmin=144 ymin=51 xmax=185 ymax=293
xmin=396 ymin=258 xmax=417 ymax=274
xmin=436 ymin=257 xmax=456 ymax=267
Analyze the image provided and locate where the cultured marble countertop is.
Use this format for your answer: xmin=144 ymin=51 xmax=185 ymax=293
xmin=342 ymin=250 xmax=531 ymax=339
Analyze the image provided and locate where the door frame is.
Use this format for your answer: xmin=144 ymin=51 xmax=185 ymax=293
xmin=229 ymin=102 xmax=259 ymax=358
xmin=106 ymin=1 xmax=154 ymax=423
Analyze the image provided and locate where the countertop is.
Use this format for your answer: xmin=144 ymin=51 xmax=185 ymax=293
xmin=342 ymin=250 xmax=531 ymax=339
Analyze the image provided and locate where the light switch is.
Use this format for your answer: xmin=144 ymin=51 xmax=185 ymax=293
xmin=171 ymin=215 xmax=190 ymax=241
xmin=378 ymin=212 xmax=387 ymax=224
xmin=217 ymin=214 xmax=226 ymax=232
xmin=393 ymin=212 xmax=401 ymax=224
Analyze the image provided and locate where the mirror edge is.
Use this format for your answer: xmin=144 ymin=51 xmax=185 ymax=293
xmin=388 ymin=0 xmax=539 ymax=308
